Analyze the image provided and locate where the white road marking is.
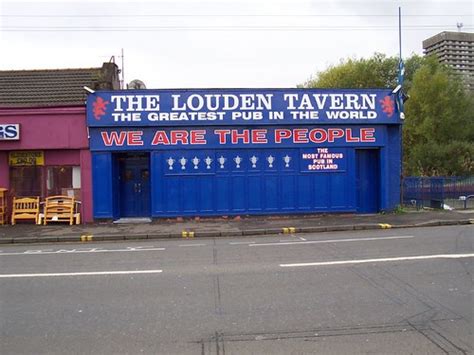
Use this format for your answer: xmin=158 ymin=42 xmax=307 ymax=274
xmin=229 ymin=241 xmax=256 ymax=245
xmin=252 ymin=235 xmax=414 ymax=247
xmin=179 ymin=244 xmax=206 ymax=247
xmin=0 ymin=269 xmax=163 ymax=278
xmin=286 ymin=234 xmax=306 ymax=241
xmin=280 ymin=253 xmax=474 ymax=268
xmin=0 ymin=247 xmax=165 ymax=256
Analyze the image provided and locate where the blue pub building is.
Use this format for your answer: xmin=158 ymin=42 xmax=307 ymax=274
xmin=86 ymin=88 xmax=402 ymax=220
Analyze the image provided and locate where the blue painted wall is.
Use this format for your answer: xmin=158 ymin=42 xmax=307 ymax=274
xmin=150 ymin=148 xmax=357 ymax=217
xmin=91 ymin=152 xmax=114 ymax=218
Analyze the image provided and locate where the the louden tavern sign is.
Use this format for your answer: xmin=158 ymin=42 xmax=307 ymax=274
xmin=88 ymin=89 xmax=398 ymax=150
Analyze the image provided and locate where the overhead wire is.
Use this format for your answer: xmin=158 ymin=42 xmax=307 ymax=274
xmin=2 ymin=12 xmax=470 ymax=32
xmin=2 ymin=25 xmax=472 ymax=32
xmin=0 ymin=13 xmax=471 ymax=17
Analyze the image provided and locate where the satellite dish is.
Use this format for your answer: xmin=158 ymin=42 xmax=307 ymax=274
xmin=127 ymin=79 xmax=146 ymax=89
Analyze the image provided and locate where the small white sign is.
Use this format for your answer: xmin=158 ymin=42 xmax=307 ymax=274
xmin=0 ymin=124 xmax=20 ymax=140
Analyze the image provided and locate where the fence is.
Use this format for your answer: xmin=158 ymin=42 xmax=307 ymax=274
xmin=402 ymin=176 xmax=474 ymax=209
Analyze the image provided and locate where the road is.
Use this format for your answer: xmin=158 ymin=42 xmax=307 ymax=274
xmin=1 ymin=225 xmax=472 ymax=354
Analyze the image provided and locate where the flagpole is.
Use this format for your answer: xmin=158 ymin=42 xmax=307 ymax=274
xmin=398 ymin=6 xmax=404 ymax=209
xmin=399 ymin=7 xmax=402 ymax=60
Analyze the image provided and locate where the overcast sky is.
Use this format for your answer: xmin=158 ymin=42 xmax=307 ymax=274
xmin=0 ymin=0 xmax=472 ymax=89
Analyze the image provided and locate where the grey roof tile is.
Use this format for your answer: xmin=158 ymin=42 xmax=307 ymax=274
xmin=0 ymin=66 xmax=116 ymax=107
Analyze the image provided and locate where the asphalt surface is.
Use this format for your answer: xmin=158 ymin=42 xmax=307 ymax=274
xmin=1 ymin=224 xmax=472 ymax=354
xmin=0 ymin=209 xmax=473 ymax=244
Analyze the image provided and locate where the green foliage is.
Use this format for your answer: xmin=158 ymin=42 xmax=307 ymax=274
xmin=301 ymin=52 xmax=423 ymax=92
xmin=403 ymin=138 xmax=474 ymax=176
xmin=301 ymin=53 xmax=474 ymax=177
xmin=404 ymin=56 xmax=474 ymax=176
xmin=393 ymin=205 xmax=407 ymax=214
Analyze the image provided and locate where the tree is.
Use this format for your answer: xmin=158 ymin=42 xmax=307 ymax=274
xmin=403 ymin=56 xmax=474 ymax=176
xmin=301 ymin=53 xmax=473 ymax=176
xmin=301 ymin=52 xmax=423 ymax=92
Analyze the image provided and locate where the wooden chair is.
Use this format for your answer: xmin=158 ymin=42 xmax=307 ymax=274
xmin=11 ymin=197 xmax=40 ymax=225
xmin=43 ymin=195 xmax=80 ymax=225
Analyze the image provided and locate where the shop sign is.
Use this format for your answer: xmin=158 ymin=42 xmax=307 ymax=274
xmin=89 ymin=126 xmax=380 ymax=151
xmin=300 ymin=148 xmax=347 ymax=172
xmin=87 ymin=89 xmax=401 ymax=127
xmin=9 ymin=151 xmax=44 ymax=166
xmin=0 ymin=124 xmax=20 ymax=140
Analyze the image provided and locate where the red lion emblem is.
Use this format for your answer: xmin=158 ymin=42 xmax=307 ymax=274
xmin=92 ymin=97 xmax=109 ymax=120
xmin=379 ymin=96 xmax=395 ymax=117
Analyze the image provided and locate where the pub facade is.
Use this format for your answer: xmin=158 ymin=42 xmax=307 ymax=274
xmin=87 ymin=88 xmax=402 ymax=220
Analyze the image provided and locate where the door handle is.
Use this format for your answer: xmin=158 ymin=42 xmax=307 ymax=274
xmin=137 ymin=183 xmax=141 ymax=193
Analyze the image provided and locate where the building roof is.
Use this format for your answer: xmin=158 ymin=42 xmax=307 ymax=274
xmin=0 ymin=63 xmax=120 ymax=107
xmin=422 ymin=31 xmax=474 ymax=49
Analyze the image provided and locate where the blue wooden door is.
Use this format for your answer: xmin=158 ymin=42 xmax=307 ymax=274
xmin=119 ymin=154 xmax=150 ymax=217
xmin=356 ymin=149 xmax=380 ymax=213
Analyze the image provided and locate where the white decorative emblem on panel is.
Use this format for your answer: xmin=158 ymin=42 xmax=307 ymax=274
xmin=218 ymin=155 xmax=226 ymax=169
xmin=205 ymin=156 xmax=212 ymax=169
xmin=192 ymin=156 xmax=200 ymax=169
xmin=250 ymin=155 xmax=258 ymax=168
xmin=266 ymin=155 xmax=275 ymax=168
xmin=234 ymin=155 xmax=242 ymax=168
xmin=283 ymin=155 xmax=291 ymax=168
xmin=167 ymin=157 xmax=175 ymax=170
xmin=180 ymin=157 xmax=187 ymax=170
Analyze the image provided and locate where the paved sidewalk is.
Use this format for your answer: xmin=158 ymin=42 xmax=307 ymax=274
xmin=1 ymin=209 xmax=473 ymax=244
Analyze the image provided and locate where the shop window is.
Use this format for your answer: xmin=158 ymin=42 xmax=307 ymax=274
xmin=47 ymin=166 xmax=81 ymax=198
xmin=9 ymin=165 xmax=81 ymax=199
xmin=9 ymin=166 xmax=43 ymax=197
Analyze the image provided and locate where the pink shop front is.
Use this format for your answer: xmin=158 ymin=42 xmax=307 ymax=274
xmin=0 ymin=106 xmax=93 ymax=223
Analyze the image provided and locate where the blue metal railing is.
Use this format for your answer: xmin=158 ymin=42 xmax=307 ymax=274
xmin=402 ymin=176 xmax=474 ymax=209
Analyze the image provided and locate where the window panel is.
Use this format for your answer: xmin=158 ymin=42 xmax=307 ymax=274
xmin=47 ymin=166 xmax=73 ymax=196
xmin=9 ymin=167 xmax=43 ymax=197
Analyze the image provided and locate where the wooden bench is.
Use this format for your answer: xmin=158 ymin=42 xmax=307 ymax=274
xmin=43 ymin=195 xmax=80 ymax=225
xmin=11 ymin=197 xmax=40 ymax=225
